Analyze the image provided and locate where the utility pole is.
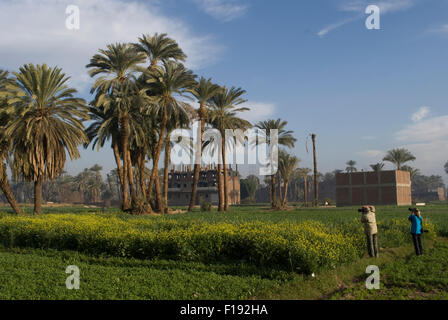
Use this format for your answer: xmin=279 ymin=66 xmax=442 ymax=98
xmin=311 ymin=134 xmax=318 ymax=207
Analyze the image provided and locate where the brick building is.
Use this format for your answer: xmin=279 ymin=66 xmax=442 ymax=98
xmin=413 ymin=187 xmax=446 ymax=202
xmin=336 ymin=170 xmax=411 ymax=207
xmin=167 ymin=166 xmax=240 ymax=206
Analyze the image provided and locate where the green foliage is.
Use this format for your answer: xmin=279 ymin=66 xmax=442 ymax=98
xmin=0 ymin=246 xmax=281 ymax=300
xmin=0 ymin=209 xmax=438 ymax=275
xmin=240 ymin=178 xmax=257 ymax=201
xmin=331 ymin=240 xmax=448 ymax=300
xmin=0 ymin=214 xmax=365 ymax=274
xmin=383 ymin=148 xmax=416 ymax=170
xmin=200 ymin=201 xmax=212 ymax=212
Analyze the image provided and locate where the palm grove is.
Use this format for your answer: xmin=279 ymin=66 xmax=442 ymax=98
xmin=0 ymin=33 xmax=299 ymax=214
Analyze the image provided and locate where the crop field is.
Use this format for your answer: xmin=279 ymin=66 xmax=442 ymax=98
xmin=0 ymin=204 xmax=447 ymax=300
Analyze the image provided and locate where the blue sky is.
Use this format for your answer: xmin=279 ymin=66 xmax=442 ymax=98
xmin=0 ymin=0 xmax=447 ymax=182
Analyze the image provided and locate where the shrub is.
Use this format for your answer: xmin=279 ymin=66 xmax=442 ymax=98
xmin=0 ymin=214 xmax=435 ymax=274
xmin=200 ymin=201 xmax=212 ymax=212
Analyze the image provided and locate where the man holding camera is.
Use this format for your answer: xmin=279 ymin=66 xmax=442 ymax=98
xmin=408 ymin=208 xmax=424 ymax=256
xmin=360 ymin=205 xmax=379 ymax=258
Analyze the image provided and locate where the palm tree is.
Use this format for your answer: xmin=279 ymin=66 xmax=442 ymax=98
xmin=187 ymin=77 xmax=221 ymax=212
xmin=89 ymin=164 xmax=103 ymax=203
xmin=162 ymin=109 xmax=193 ymax=213
xmin=370 ymin=162 xmax=384 ymax=172
xmin=134 ymin=33 xmax=187 ymax=68
xmin=255 ymin=119 xmax=296 ymax=209
xmin=402 ymin=165 xmax=420 ymax=180
xmin=345 ymin=160 xmax=357 ymax=173
xmin=297 ymin=167 xmax=312 ymax=205
xmin=278 ymin=150 xmax=300 ymax=207
xmin=142 ymin=61 xmax=196 ymax=212
xmin=445 ymin=161 xmax=448 ymax=175
xmin=383 ymin=148 xmax=416 ymax=170
xmin=0 ymin=69 xmax=23 ymax=214
xmin=86 ymin=43 xmax=146 ymax=211
xmin=209 ymin=86 xmax=251 ymax=211
xmin=5 ymin=64 xmax=89 ymax=214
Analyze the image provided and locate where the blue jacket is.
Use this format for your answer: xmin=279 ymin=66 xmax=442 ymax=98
xmin=408 ymin=214 xmax=423 ymax=234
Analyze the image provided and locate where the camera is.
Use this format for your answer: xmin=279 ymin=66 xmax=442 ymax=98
xmin=358 ymin=208 xmax=368 ymax=213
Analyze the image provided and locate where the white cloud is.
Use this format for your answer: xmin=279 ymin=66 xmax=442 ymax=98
xmin=318 ymin=0 xmax=418 ymax=37
xmin=397 ymin=115 xmax=448 ymax=142
xmin=194 ymin=0 xmax=247 ymax=21
xmin=411 ymin=106 xmax=431 ymax=122
xmin=0 ymin=0 xmax=223 ymax=92
xmin=427 ymin=24 xmax=448 ymax=34
xmin=239 ymin=102 xmax=276 ymax=123
xmin=341 ymin=0 xmax=417 ymax=14
xmin=317 ymin=16 xmax=360 ymax=37
xmin=401 ymin=141 xmax=448 ymax=178
xmin=395 ymin=114 xmax=448 ymax=181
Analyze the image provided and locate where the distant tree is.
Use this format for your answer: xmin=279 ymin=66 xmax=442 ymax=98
xmin=402 ymin=165 xmax=420 ymax=180
xmin=296 ymin=167 xmax=312 ymax=204
xmin=370 ymin=162 xmax=384 ymax=172
xmin=444 ymin=161 xmax=448 ymax=175
xmin=246 ymin=175 xmax=259 ymax=201
xmin=383 ymin=148 xmax=415 ymax=170
xmin=412 ymin=174 xmax=445 ymax=195
xmin=240 ymin=179 xmax=257 ymax=202
xmin=255 ymin=119 xmax=296 ymax=209
xmin=279 ymin=150 xmax=300 ymax=207
xmin=319 ymin=172 xmax=336 ymax=202
xmin=345 ymin=160 xmax=357 ymax=173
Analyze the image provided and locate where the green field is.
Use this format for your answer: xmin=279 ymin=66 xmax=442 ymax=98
xmin=0 ymin=204 xmax=447 ymax=300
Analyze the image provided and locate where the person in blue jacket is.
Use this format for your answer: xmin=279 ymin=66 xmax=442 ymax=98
xmin=408 ymin=208 xmax=424 ymax=255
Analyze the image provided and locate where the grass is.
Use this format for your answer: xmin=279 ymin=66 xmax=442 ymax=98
xmin=328 ymin=238 xmax=448 ymax=300
xmin=0 ymin=203 xmax=447 ymax=300
xmin=0 ymin=246 xmax=286 ymax=300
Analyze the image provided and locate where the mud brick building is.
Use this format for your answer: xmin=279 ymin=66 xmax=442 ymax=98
xmin=167 ymin=165 xmax=240 ymax=206
xmin=335 ymin=170 xmax=411 ymax=207
xmin=413 ymin=187 xmax=446 ymax=202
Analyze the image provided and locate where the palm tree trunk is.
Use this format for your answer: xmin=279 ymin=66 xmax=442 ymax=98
xmin=138 ymin=148 xmax=147 ymax=200
xmin=147 ymin=110 xmax=166 ymax=212
xmin=126 ymin=149 xmax=138 ymax=208
xmin=154 ymin=171 xmax=162 ymax=213
xmin=303 ymin=176 xmax=308 ymax=206
xmin=0 ymin=162 xmax=23 ymax=214
xmin=283 ymin=181 xmax=289 ymax=207
xmin=120 ymin=115 xmax=138 ymax=211
xmin=163 ymin=137 xmax=171 ymax=213
xmin=217 ymin=163 xmax=224 ymax=211
xmin=118 ymin=117 xmax=131 ymax=212
xmin=270 ymin=174 xmax=276 ymax=208
xmin=34 ymin=176 xmax=43 ymax=214
xmin=222 ymin=135 xmax=229 ymax=211
xmin=189 ymin=103 xmax=206 ymax=212
xmin=277 ymin=171 xmax=283 ymax=206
